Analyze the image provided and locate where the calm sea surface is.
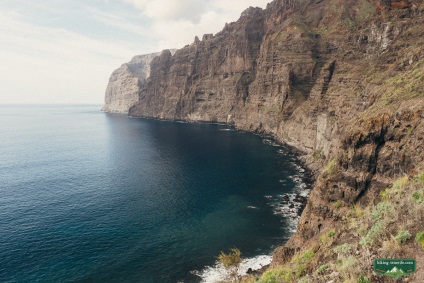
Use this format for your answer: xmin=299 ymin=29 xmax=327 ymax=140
xmin=0 ymin=105 xmax=302 ymax=282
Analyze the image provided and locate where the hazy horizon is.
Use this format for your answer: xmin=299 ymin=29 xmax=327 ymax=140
xmin=0 ymin=0 xmax=270 ymax=105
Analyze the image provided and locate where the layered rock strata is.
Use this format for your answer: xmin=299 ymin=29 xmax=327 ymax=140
xmin=109 ymin=0 xmax=424 ymax=280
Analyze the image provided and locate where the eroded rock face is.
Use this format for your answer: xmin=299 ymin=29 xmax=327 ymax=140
xmin=129 ymin=7 xmax=266 ymax=122
xmin=109 ymin=0 xmax=424 ymax=276
xmin=126 ymin=0 xmax=424 ymax=245
xmin=102 ymin=51 xmax=177 ymax=113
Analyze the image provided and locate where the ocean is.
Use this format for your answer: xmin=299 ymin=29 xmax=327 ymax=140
xmin=0 ymin=105 xmax=307 ymax=282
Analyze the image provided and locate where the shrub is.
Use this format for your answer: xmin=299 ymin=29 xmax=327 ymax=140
xmin=328 ymin=230 xmax=336 ymax=237
xmin=258 ymin=267 xmax=292 ymax=283
xmin=291 ymin=250 xmax=315 ymax=279
xmin=218 ymin=248 xmax=241 ymax=269
xmin=399 ymin=176 xmax=409 ymax=188
xmin=357 ymin=274 xmax=371 ymax=283
xmin=327 ymin=158 xmax=338 ymax=174
xmin=313 ymin=149 xmax=323 ymax=160
xmin=360 ymin=220 xmax=386 ymax=248
xmin=351 ymin=204 xmax=364 ymax=218
xmin=392 ymin=176 xmax=408 ymax=190
xmin=318 ymin=233 xmax=334 ymax=248
xmin=380 ymin=189 xmax=392 ymax=201
xmin=334 ymin=200 xmax=342 ymax=209
xmin=336 ymin=255 xmax=358 ymax=271
xmin=413 ymin=192 xmax=422 ymax=202
xmin=372 ymin=202 xmax=394 ymax=220
xmin=357 ymin=226 xmax=367 ymax=235
xmin=395 ymin=229 xmax=411 ymax=244
xmin=413 ymin=172 xmax=424 ymax=184
xmin=315 ymin=263 xmax=330 ymax=275
xmin=295 ymin=250 xmax=314 ymax=263
xmin=333 ymin=244 xmax=352 ymax=256
xmin=416 ymin=231 xmax=424 ymax=249
xmin=218 ymin=248 xmax=242 ymax=282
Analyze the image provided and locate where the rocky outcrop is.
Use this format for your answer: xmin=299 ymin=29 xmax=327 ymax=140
xmin=102 ymin=52 xmax=160 ymax=113
xmin=102 ymin=51 xmax=176 ymax=113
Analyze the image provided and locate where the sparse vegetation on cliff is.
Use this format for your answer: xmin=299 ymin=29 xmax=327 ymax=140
xmin=104 ymin=0 xmax=424 ymax=281
xmin=218 ymin=248 xmax=242 ymax=283
xmin=241 ymin=172 xmax=424 ymax=282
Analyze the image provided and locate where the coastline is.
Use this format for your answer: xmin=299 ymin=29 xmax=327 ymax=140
xmin=124 ymin=113 xmax=315 ymax=282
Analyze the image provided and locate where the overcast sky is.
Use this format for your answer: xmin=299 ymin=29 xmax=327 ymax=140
xmin=0 ymin=0 xmax=270 ymax=104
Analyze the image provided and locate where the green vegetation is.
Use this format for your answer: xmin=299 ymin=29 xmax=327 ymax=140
xmin=416 ymin=231 xmax=424 ymax=250
xmin=258 ymin=267 xmax=293 ymax=283
xmin=242 ymin=172 xmax=424 ymax=282
xmin=297 ymin=276 xmax=311 ymax=283
xmin=219 ymin=248 xmax=242 ymax=269
xmin=255 ymin=250 xmax=314 ymax=283
xmin=314 ymin=263 xmax=329 ymax=275
xmin=374 ymin=57 xmax=424 ymax=105
xmin=357 ymin=0 xmax=376 ymax=21
xmin=333 ymin=243 xmax=352 ymax=256
xmin=360 ymin=220 xmax=386 ymax=248
xmin=326 ymin=157 xmax=337 ymax=175
xmin=413 ymin=192 xmax=422 ymax=202
xmin=395 ymin=229 xmax=411 ymax=244
xmin=357 ymin=274 xmax=371 ymax=283
xmin=371 ymin=201 xmax=394 ymax=220
xmin=218 ymin=248 xmax=242 ymax=282
xmin=414 ymin=172 xmax=424 ymax=183
xmin=333 ymin=200 xmax=342 ymax=209
xmin=313 ymin=148 xmax=323 ymax=160
xmin=336 ymin=255 xmax=358 ymax=271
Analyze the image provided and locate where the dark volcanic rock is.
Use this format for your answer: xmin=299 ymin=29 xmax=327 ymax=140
xmin=127 ymin=0 xmax=424 ymax=246
xmin=109 ymin=0 xmax=424 ymax=280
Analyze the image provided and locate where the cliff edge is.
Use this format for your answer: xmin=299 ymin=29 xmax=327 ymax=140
xmin=108 ymin=0 xmax=424 ymax=281
xmin=102 ymin=51 xmax=176 ymax=113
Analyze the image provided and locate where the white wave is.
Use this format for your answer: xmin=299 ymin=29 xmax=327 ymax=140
xmin=247 ymin=206 xmax=259 ymax=209
xmin=192 ymin=254 xmax=272 ymax=283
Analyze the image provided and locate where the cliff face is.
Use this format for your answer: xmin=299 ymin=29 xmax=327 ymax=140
xmin=129 ymin=0 xmax=423 ymax=174
xmin=102 ymin=52 xmax=162 ymax=113
xmin=130 ymin=0 xmax=422 ymax=159
xmin=120 ymin=0 xmax=424 ymax=281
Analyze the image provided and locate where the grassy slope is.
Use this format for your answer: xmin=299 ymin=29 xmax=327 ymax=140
xmin=242 ymin=173 xmax=424 ymax=283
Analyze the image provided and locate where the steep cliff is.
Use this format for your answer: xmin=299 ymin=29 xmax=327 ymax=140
xmin=119 ymin=0 xmax=424 ymax=281
xmin=102 ymin=52 xmax=171 ymax=113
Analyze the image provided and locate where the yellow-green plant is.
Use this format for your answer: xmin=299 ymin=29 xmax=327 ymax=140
xmin=416 ymin=231 xmax=424 ymax=250
xmin=395 ymin=229 xmax=411 ymax=244
xmin=258 ymin=267 xmax=292 ymax=283
xmin=218 ymin=248 xmax=242 ymax=282
xmin=326 ymin=158 xmax=338 ymax=174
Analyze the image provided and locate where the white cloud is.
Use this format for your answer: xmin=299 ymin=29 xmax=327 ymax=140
xmin=124 ymin=0 xmax=206 ymax=22
xmin=123 ymin=0 xmax=271 ymax=50
xmin=0 ymin=0 xmax=272 ymax=104
xmin=0 ymin=10 xmax=150 ymax=104
xmin=88 ymin=8 xmax=151 ymax=38
xmin=124 ymin=0 xmax=271 ymax=49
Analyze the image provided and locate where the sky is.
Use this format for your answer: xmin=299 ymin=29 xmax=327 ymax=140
xmin=0 ymin=0 xmax=271 ymax=104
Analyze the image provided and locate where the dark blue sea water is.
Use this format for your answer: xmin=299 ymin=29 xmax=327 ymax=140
xmin=0 ymin=105 xmax=303 ymax=283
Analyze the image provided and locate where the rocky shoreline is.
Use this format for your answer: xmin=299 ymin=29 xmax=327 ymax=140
xmin=105 ymin=0 xmax=424 ymax=281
